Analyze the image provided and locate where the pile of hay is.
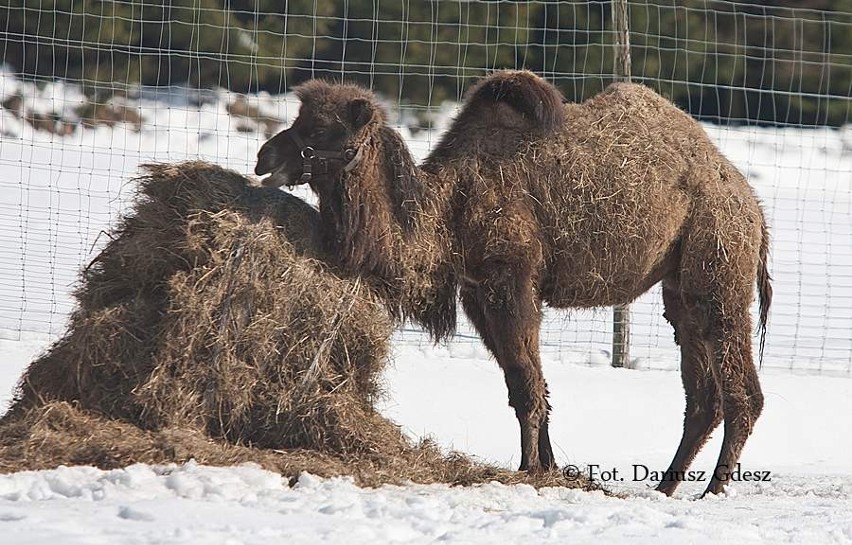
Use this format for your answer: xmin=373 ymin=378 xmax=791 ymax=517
xmin=0 ymin=161 xmax=592 ymax=490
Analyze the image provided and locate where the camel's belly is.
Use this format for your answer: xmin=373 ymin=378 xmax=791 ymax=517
xmin=539 ymin=220 xmax=681 ymax=308
xmin=541 ymin=259 xmax=670 ymax=308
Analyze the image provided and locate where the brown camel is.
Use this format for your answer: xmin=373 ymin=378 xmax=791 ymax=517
xmin=255 ymin=71 xmax=772 ymax=497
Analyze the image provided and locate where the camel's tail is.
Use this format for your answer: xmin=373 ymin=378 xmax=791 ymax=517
xmin=466 ymin=70 xmax=565 ymax=132
xmin=757 ymin=217 xmax=773 ymax=367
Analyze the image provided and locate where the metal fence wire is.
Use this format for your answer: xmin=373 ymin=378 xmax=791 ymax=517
xmin=0 ymin=1 xmax=850 ymax=374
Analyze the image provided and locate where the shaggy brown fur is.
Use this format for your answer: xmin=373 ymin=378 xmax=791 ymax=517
xmin=1 ymin=161 xmax=594 ymax=491
xmin=255 ymin=70 xmax=772 ymax=497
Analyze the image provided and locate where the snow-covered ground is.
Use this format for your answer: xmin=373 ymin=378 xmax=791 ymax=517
xmin=0 ymin=73 xmax=850 ymax=542
xmin=1 ymin=336 xmax=850 ymax=544
xmin=0 ymin=462 xmax=849 ymax=544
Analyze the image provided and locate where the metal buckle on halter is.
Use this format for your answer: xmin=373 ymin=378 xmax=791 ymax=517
xmin=300 ymin=145 xmax=315 ymax=183
xmin=342 ymin=146 xmax=363 ymax=173
xmin=287 ymin=129 xmax=364 ymax=183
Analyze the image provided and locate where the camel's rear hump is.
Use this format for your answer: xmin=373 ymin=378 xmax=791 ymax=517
xmin=513 ymin=82 xmax=768 ymax=310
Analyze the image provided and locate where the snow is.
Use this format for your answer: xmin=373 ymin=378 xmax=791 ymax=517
xmin=0 ymin=71 xmax=850 ymax=542
xmin=0 ymin=450 xmax=849 ymax=543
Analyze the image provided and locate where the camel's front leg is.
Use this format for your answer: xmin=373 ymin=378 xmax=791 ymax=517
xmin=460 ymin=266 xmax=554 ymax=472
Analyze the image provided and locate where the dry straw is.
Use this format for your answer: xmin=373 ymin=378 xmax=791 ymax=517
xmin=0 ymin=161 xmax=592 ymax=490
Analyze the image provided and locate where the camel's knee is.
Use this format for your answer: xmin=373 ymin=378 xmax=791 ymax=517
xmin=721 ymin=387 xmax=761 ymax=437
xmin=679 ymin=337 xmax=720 ymax=428
xmin=503 ymin=368 xmax=533 ymax=412
xmin=748 ymin=383 xmax=764 ymax=422
xmin=503 ymin=365 xmax=548 ymax=421
xmin=744 ymin=365 xmax=764 ymax=420
xmin=717 ymin=358 xmax=763 ymax=432
xmin=688 ymin=393 xmax=723 ymax=430
xmin=710 ymin=403 xmax=724 ymax=429
xmin=752 ymin=390 xmax=764 ymax=420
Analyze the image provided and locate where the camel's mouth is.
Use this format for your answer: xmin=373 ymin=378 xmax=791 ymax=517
xmin=258 ymin=163 xmax=302 ymax=188
xmin=256 ymin=137 xmax=303 ymax=188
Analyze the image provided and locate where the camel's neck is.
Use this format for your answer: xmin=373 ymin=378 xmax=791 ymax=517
xmin=317 ymin=132 xmax=448 ymax=276
xmin=317 ymin=126 xmax=457 ymax=341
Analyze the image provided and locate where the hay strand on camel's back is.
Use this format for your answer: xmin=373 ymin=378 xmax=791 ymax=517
xmin=0 ymin=160 xmax=595 ymax=492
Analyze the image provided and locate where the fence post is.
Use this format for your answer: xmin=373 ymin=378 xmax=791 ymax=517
xmin=611 ymin=0 xmax=632 ymax=368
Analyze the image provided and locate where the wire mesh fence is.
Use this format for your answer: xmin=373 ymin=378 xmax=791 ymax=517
xmin=0 ymin=1 xmax=849 ymax=374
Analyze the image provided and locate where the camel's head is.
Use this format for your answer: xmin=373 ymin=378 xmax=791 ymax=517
xmin=255 ymin=81 xmax=383 ymax=191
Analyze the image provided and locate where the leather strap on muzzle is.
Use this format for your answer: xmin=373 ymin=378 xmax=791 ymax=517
xmin=287 ymin=130 xmax=364 ymax=184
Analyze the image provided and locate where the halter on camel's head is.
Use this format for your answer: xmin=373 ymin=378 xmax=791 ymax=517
xmin=282 ymin=126 xmax=365 ymax=185
xmin=255 ymin=81 xmax=380 ymax=189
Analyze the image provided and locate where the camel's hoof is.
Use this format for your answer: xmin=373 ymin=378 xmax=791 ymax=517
xmin=519 ymin=462 xmax=546 ymax=475
xmin=655 ymin=481 xmax=678 ymax=497
xmin=701 ymin=484 xmax=725 ymax=498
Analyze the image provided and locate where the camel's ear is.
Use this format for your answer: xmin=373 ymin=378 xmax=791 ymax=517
xmin=348 ymin=98 xmax=375 ymax=131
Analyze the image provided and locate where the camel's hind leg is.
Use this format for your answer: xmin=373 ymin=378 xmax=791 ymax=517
xmin=657 ymin=280 xmax=763 ymax=496
xmin=460 ymin=266 xmax=554 ymax=472
xmin=656 ymin=279 xmax=723 ymax=496
xmin=703 ymin=306 xmax=764 ymax=496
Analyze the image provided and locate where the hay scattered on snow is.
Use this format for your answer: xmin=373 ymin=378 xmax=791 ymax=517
xmin=0 ymin=161 xmax=593 ymax=491
xmin=0 ymin=401 xmax=593 ymax=489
